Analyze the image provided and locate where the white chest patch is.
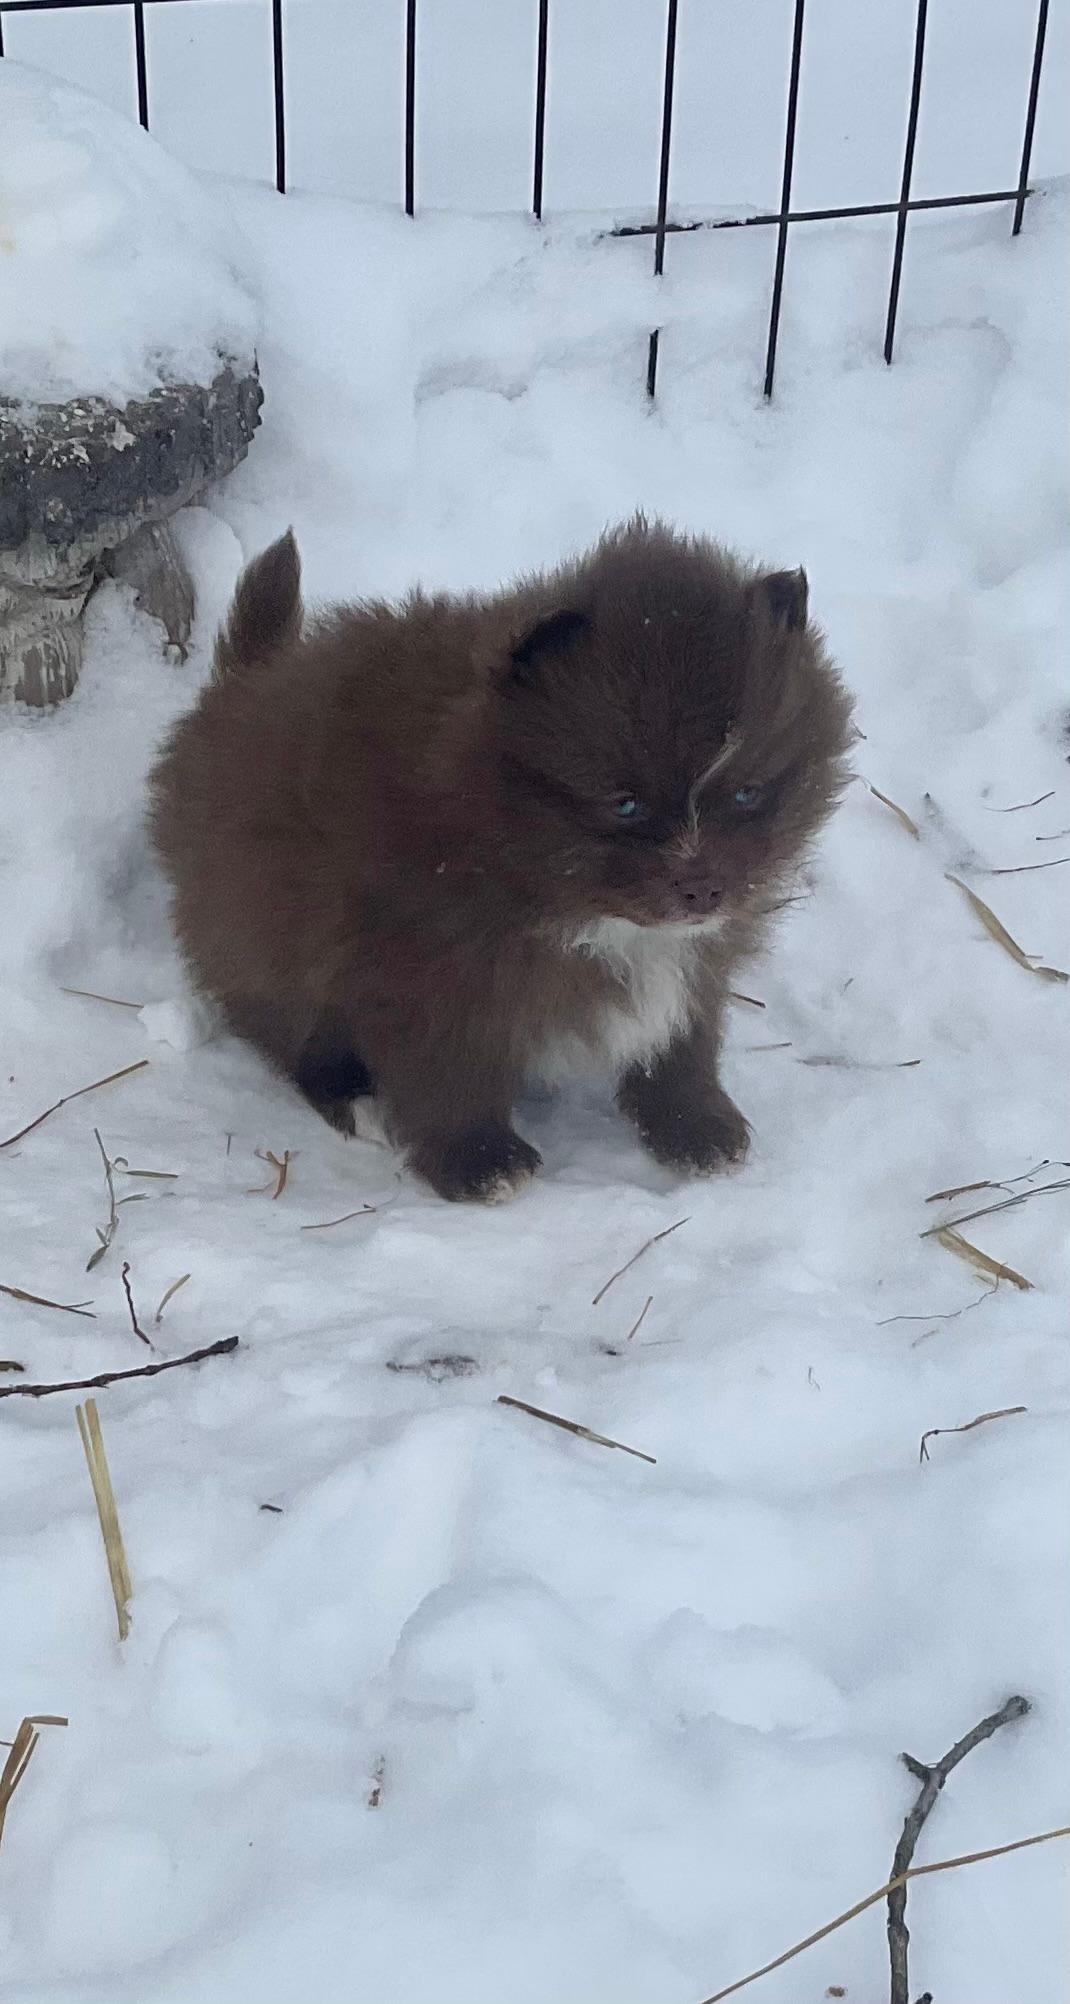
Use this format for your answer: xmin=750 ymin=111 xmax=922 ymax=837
xmin=536 ymin=915 xmax=717 ymax=1085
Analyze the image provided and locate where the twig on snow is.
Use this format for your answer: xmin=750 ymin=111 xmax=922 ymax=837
xmin=932 ymin=1226 xmax=1033 ymax=1292
xmin=866 ymin=782 xmax=921 ymax=840
xmin=921 ymin=1175 xmax=1070 ymax=1237
xmin=945 ymin=875 xmax=1068 ymax=983
xmin=497 ymin=1394 xmax=656 ymax=1465
xmin=982 ymin=790 xmax=1054 ymax=813
xmin=248 ymin=1149 xmax=295 ymax=1198
xmin=86 ymin=1130 xmax=146 ymax=1272
xmin=887 ymin=1696 xmax=1031 ymax=2004
xmin=119 ymin=1264 xmax=152 ymax=1348
xmin=0 ymin=1336 xmax=239 ymax=1401
xmin=0 ymin=1060 xmax=149 ymax=1151
xmin=919 ymin=1406 xmax=1027 ymax=1464
xmin=61 ymin=986 xmax=144 ymax=1010
xmin=876 ymin=1282 xmax=997 ymax=1327
xmin=154 ymin=1274 xmax=191 ymax=1325
xmin=592 ymin=1217 xmax=688 ymax=1306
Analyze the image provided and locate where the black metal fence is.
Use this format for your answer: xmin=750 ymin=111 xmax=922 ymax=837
xmin=0 ymin=0 xmax=1052 ymax=397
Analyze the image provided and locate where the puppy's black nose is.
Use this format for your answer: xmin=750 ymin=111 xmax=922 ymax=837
xmin=673 ymin=876 xmax=723 ymax=909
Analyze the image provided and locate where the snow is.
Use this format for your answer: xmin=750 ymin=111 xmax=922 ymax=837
xmin=1 ymin=26 xmax=1069 ymax=2004
xmin=0 ymin=64 xmax=256 ymax=404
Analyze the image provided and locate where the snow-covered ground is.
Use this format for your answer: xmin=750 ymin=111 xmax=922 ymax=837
xmin=2 ymin=21 xmax=1069 ymax=2004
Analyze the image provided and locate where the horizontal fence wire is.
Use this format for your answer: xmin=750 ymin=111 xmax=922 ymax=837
xmin=0 ymin=0 xmax=1053 ymax=395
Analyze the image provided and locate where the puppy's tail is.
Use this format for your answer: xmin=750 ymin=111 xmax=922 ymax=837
xmin=214 ymin=529 xmax=303 ymax=678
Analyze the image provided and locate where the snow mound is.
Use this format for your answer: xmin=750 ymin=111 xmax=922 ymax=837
xmin=0 ymin=61 xmax=257 ymax=405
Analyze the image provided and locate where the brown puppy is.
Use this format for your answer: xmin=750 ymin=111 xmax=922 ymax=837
xmin=149 ymin=519 xmax=852 ymax=1200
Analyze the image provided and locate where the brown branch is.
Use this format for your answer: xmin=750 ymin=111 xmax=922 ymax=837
xmin=0 ymin=1282 xmax=95 ymax=1320
xmin=120 ymin=1264 xmax=152 ymax=1348
xmin=887 ymin=1696 xmax=1030 ymax=2004
xmin=0 ymin=1060 xmax=149 ymax=1151
xmin=696 ymin=1824 xmax=1067 ymax=2004
xmin=497 ymin=1393 xmax=655 ymax=1465
xmin=990 ymin=856 xmax=1070 ymax=874
xmin=626 ymin=1295 xmax=654 ymax=1343
xmin=728 ymin=991 xmax=766 ymax=1010
xmin=592 ymin=1217 xmax=688 ymax=1306
xmin=919 ymin=1406 xmax=1027 ymax=1464
xmin=61 ymin=986 xmax=144 ymax=1010
xmin=0 ymin=1336 xmax=238 ymax=1401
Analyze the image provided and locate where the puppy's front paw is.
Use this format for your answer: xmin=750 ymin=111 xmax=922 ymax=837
xmin=411 ymin=1124 xmax=542 ymax=1203
xmin=634 ymin=1092 xmax=751 ymax=1177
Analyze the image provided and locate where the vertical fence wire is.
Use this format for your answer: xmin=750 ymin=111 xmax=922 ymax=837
xmin=272 ymin=0 xmax=285 ymax=192
xmin=132 ymin=0 xmax=148 ymax=128
xmin=645 ymin=0 xmax=680 ymax=399
xmin=1013 ymin=0 xmax=1049 ymax=234
xmin=762 ymin=0 xmax=805 ymax=400
xmin=404 ymin=0 xmax=416 ymax=216
xmin=884 ymin=0 xmax=929 ymax=364
xmin=532 ymin=0 xmax=549 ymax=220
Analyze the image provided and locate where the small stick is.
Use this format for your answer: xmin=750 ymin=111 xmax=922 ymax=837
xmin=1036 ymin=826 xmax=1070 ymax=841
xmin=982 ymin=790 xmax=1055 ymax=812
xmin=153 ymin=1274 xmax=191 ymax=1325
xmin=76 ymin=1398 xmax=132 ymax=1641
xmin=0 ymin=1361 xmax=24 ymax=1374
xmin=120 ymin=1167 xmax=179 ymax=1181
xmin=497 ymin=1393 xmax=655 ymax=1465
xmin=798 ymin=1056 xmax=920 ymax=1070
xmin=696 ymin=1823 xmax=1067 ymax=2004
xmin=301 ymin=1206 xmax=378 ymax=1231
xmin=0 ymin=1716 xmax=68 ymax=1850
xmin=919 ymin=1405 xmax=1027 ymax=1463
xmin=87 ymin=1129 xmax=146 ymax=1272
xmin=248 ymin=1148 xmax=294 ymax=1198
xmin=945 ymin=874 xmax=1068 ymax=983
xmin=0 ymin=1336 xmax=238 ymax=1401
xmin=592 ymin=1217 xmax=688 ymax=1306
xmin=0 ymin=1282 xmax=95 ymax=1320
xmin=866 ymin=782 xmax=921 ymax=840
xmin=0 ymin=1059 xmax=149 ymax=1151
xmin=746 ymin=1041 xmax=793 ymax=1052
xmin=626 ymin=1295 xmax=654 ymax=1343
xmin=932 ymin=1226 xmax=1033 ymax=1292
xmin=61 ymin=986 xmax=144 ymax=1010
xmin=926 ymin=1160 xmax=1063 ymax=1204
xmin=887 ymin=1696 xmax=1030 ymax=2004
xmin=119 ymin=1264 xmax=152 ymax=1348
xmin=728 ymin=991 xmax=766 ymax=1010
xmin=990 ymin=855 xmax=1070 ymax=875
xmin=921 ymin=1175 xmax=1070 ymax=1237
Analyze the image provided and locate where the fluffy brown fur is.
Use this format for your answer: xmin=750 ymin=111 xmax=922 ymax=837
xmin=149 ymin=519 xmax=853 ymax=1200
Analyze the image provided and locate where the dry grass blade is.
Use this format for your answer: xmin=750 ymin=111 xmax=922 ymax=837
xmin=922 ymin=1175 xmax=1070 ymax=1237
xmin=933 ymin=1226 xmax=1033 ymax=1292
xmin=695 ymin=1824 xmax=1070 ymax=2004
xmin=946 ymin=874 xmax=1068 ymax=983
xmin=497 ymin=1393 xmax=656 ymax=1465
xmin=248 ymin=1148 xmax=294 ymax=1198
xmin=87 ymin=1129 xmax=147 ymax=1272
xmin=154 ymin=1273 xmax=191 ymax=1325
xmin=920 ymin=1405 xmax=1027 ymax=1464
xmin=0 ymin=1282 xmax=95 ymax=1319
xmin=982 ymin=790 xmax=1055 ymax=813
xmin=1036 ymin=826 xmax=1070 ymax=842
xmin=76 ymin=1398 xmax=132 ymax=1641
xmin=61 ymin=986 xmax=145 ymax=1010
xmin=867 ymin=782 xmax=921 ymax=839
xmin=0 ymin=1716 xmax=68 ymax=1850
xmin=990 ymin=856 xmax=1070 ymax=875
xmin=746 ymin=1040 xmax=793 ymax=1052
xmin=798 ymin=1055 xmax=920 ymax=1070
xmin=120 ymin=1167 xmax=179 ymax=1181
xmin=626 ymin=1295 xmax=654 ymax=1343
xmin=301 ymin=1206 xmax=378 ymax=1231
xmin=0 ymin=1059 xmax=150 ymax=1151
xmin=592 ymin=1217 xmax=689 ymax=1306
xmin=728 ymin=990 xmax=766 ymax=1010
xmin=0 ymin=1336 xmax=238 ymax=1402
xmin=876 ymin=1281 xmax=997 ymax=1327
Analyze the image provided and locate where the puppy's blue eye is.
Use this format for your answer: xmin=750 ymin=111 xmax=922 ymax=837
xmin=732 ymin=784 xmax=765 ymax=811
xmin=612 ymin=794 xmax=642 ymax=819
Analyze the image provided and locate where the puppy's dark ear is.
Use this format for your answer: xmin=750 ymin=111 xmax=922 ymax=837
xmin=756 ymin=567 xmax=809 ymax=632
xmin=510 ymin=608 xmax=589 ymax=687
